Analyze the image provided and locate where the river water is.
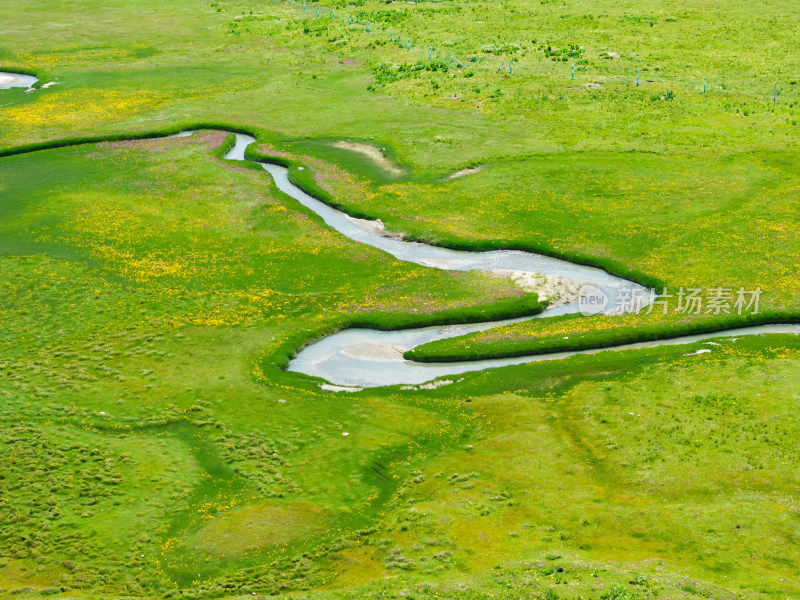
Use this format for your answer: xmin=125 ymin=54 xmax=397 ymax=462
xmin=217 ymin=131 xmax=799 ymax=388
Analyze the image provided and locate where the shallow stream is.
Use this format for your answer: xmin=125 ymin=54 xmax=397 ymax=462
xmin=220 ymin=132 xmax=800 ymax=387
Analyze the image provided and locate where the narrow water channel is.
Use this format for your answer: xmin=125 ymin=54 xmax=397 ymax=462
xmin=220 ymin=131 xmax=799 ymax=388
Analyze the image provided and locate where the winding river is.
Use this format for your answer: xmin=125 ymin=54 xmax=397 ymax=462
xmin=1 ymin=122 xmax=790 ymax=388
xmin=0 ymin=63 xmax=796 ymax=386
xmin=209 ymin=132 xmax=800 ymax=388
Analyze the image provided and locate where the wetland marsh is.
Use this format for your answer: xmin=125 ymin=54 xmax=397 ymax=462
xmin=1 ymin=0 xmax=799 ymax=598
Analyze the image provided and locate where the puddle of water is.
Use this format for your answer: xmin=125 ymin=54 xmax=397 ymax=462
xmin=0 ymin=71 xmax=38 ymax=89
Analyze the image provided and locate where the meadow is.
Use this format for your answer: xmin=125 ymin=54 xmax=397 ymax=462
xmin=1 ymin=0 xmax=799 ymax=598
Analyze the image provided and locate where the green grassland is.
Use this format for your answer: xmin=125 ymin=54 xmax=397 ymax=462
xmin=1 ymin=0 xmax=799 ymax=598
xmin=2 ymin=0 xmax=800 ymax=160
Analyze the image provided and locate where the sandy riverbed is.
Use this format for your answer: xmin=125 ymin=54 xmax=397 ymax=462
xmin=341 ymin=342 xmax=407 ymax=362
xmin=491 ymin=270 xmax=587 ymax=307
xmin=333 ymin=141 xmax=402 ymax=176
xmin=448 ymin=166 xmax=483 ymax=180
xmin=346 ymin=215 xmax=405 ymax=240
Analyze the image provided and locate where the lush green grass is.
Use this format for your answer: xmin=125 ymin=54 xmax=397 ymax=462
xmin=304 ymin=335 xmax=800 ymax=600
xmin=406 ymin=311 xmax=800 ymax=362
xmin=269 ymin=134 xmax=800 ymax=363
xmin=0 ymin=132 xmax=538 ymax=593
xmin=2 ymin=0 xmax=800 ymax=163
xmin=303 ymin=146 xmax=800 ymax=298
xmin=1 ymin=0 xmax=800 ymax=598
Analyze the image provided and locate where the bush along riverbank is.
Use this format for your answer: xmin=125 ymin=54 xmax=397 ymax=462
xmin=405 ymin=308 xmax=800 ymax=362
